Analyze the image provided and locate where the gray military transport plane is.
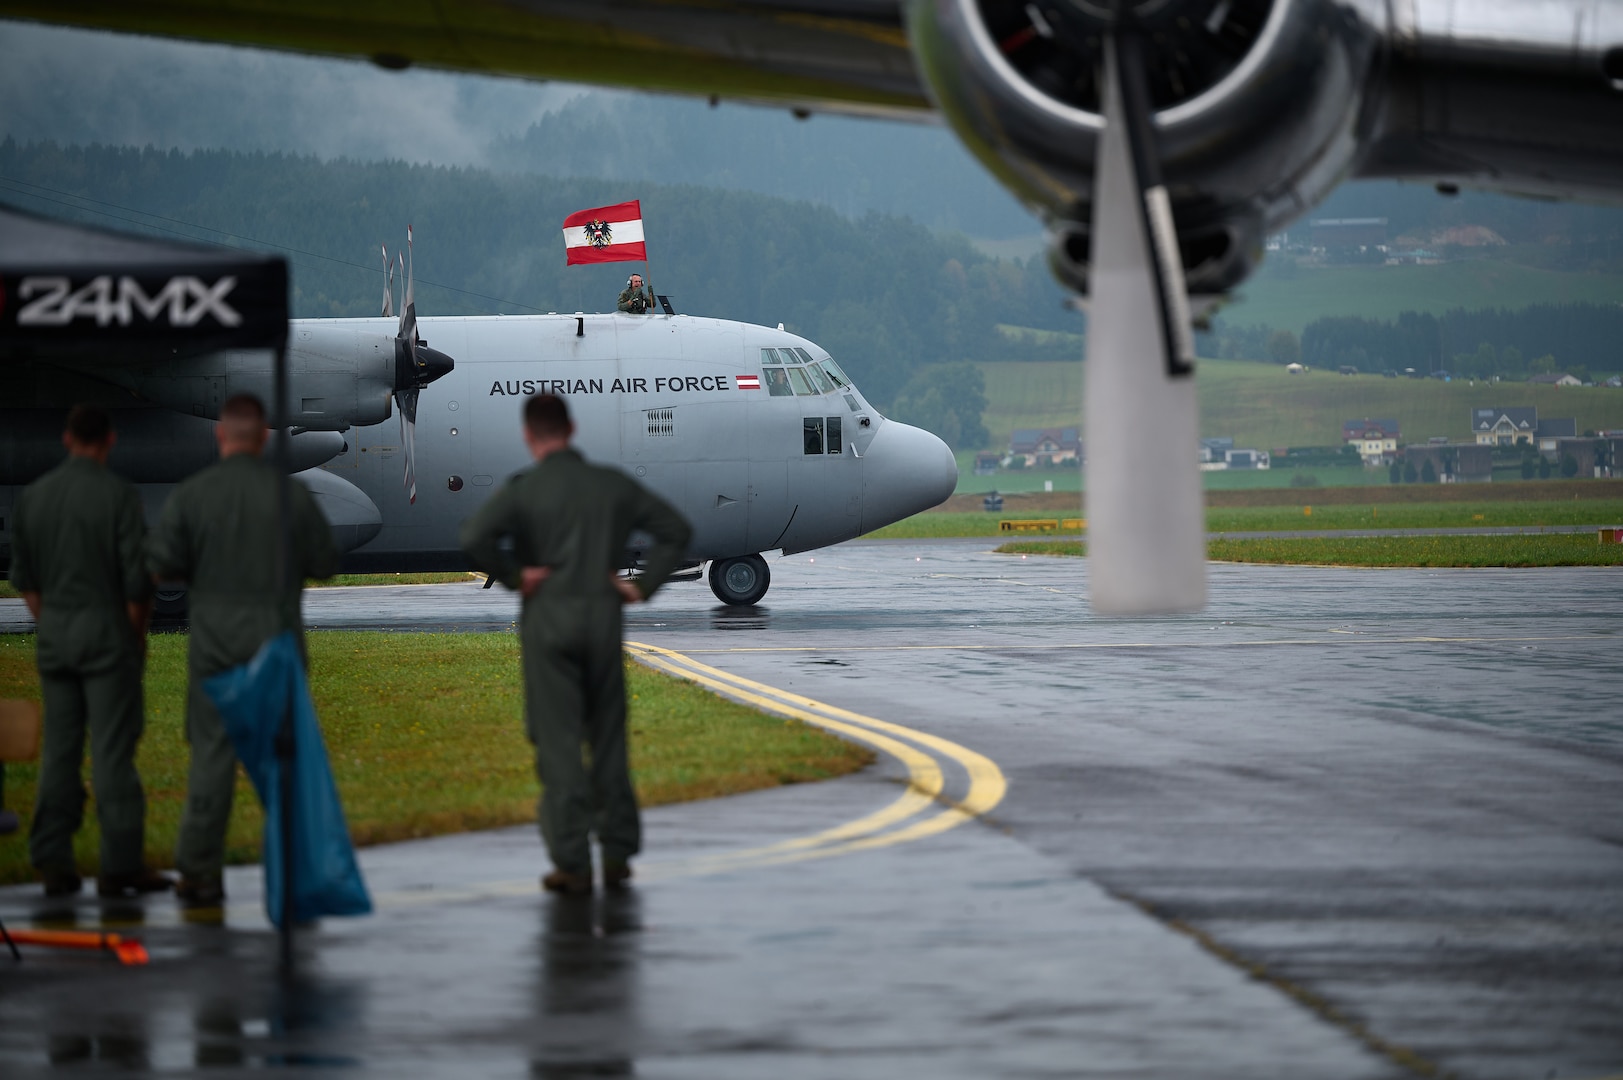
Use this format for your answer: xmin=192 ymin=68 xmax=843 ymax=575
xmin=297 ymin=304 xmax=957 ymax=605
xmin=0 ymin=253 xmax=958 ymax=607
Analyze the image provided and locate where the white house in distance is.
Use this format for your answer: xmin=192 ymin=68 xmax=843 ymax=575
xmin=1472 ymin=407 xmax=1537 ymax=445
xmin=1528 ymin=372 xmax=1583 ymax=387
xmin=1007 ymin=427 xmax=1080 ymax=468
xmin=1343 ymin=418 xmax=1400 ymax=465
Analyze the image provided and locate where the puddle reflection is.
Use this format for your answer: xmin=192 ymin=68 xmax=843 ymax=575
xmin=709 ymin=605 xmax=770 ymax=631
xmin=530 ymin=891 xmax=642 ymax=1077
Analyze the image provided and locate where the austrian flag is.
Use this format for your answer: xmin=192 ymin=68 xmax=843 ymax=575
xmin=562 ymin=200 xmax=647 ymax=265
xmin=735 ymin=374 xmax=761 ymax=390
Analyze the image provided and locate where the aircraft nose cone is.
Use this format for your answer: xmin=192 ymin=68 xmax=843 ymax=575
xmin=861 ymin=419 xmax=958 ymax=534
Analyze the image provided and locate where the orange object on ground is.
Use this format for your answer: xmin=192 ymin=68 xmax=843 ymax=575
xmin=6 ymin=929 xmax=150 ymax=965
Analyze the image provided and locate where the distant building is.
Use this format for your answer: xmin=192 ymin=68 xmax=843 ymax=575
xmin=1285 ymin=362 xmax=1305 ymax=375
xmin=1343 ymin=418 xmax=1401 ymax=465
xmin=1311 ymin=217 xmax=1388 ymax=250
xmin=1528 ymin=372 xmax=1582 ymax=387
xmin=1536 ymin=418 xmax=1577 ymax=455
xmin=1472 ymin=407 xmax=1537 ymax=446
xmin=1008 ymin=427 xmax=1079 ymax=468
xmin=1224 ymin=448 xmax=1270 ymax=470
xmin=973 ymin=452 xmax=1000 ymax=475
xmin=1404 ymin=443 xmax=1493 ymax=483
xmin=1198 ymin=436 xmax=1235 ymax=464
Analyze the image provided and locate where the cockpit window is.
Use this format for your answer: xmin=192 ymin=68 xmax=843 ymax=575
xmin=765 ymin=367 xmax=794 ymax=396
xmin=803 ymin=416 xmax=824 ymax=455
xmin=761 ymin=348 xmax=782 ymax=364
xmin=786 ymin=366 xmax=817 ymax=396
xmin=793 ymin=348 xmax=816 ymax=365
xmin=807 ymin=364 xmax=835 ymax=394
xmin=819 ymin=356 xmax=852 ymax=386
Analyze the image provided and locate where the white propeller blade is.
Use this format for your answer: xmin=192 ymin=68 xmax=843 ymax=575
xmin=381 ymin=244 xmax=394 ymax=318
xmin=1083 ymin=38 xmax=1206 ymax=615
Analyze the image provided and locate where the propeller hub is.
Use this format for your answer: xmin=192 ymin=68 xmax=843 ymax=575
xmin=395 ymin=340 xmax=455 ymax=392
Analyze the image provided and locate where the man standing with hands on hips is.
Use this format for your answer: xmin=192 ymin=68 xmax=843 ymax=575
xmin=461 ymin=394 xmax=691 ymax=895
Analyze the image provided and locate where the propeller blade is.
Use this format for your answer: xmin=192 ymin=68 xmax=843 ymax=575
xmin=399 ymin=225 xmax=416 ymax=348
xmin=1082 ymin=30 xmax=1206 ymax=615
xmin=381 ymin=244 xmax=394 ymax=318
xmin=394 ymin=388 xmax=418 ymax=505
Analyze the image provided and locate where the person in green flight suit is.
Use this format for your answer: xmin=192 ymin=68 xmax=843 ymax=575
xmin=616 ymin=273 xmax=654 ymax=314
xmin=460 ymin=394 xmax=692 ymax=894
xmin=9 ymin=404 xmax=170 ymax=898
xmin=147 ymin=394 xmax=339 ymax=908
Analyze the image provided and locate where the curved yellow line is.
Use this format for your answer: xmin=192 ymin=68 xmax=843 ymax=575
xmin=630 ymin=641 xmax=1008 ymax=819
xmin=628 ymin=644 xmax=943 ymax=860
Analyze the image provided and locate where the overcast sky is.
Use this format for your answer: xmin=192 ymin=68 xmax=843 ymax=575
xmin=0 ymin=19 xmax=582 ymax=166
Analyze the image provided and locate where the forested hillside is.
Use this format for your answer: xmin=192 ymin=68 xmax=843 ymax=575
xmin=0 ymin=140 xmax=1071 ymax=408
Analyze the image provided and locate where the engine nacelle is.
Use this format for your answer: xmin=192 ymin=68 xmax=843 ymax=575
xmin=110 ymin=322 xmax=402 ymax=430
xmin=906 ymin=0 xmax=1384 ymax=296
xmin=0 ymin=409 xmax=346 ymax=485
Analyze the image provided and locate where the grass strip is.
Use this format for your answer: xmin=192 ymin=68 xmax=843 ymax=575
xmin=0 ymin=631 xmax=873 ymax=886
xmin=870 ymin=501 xmax=1623 ymax=540
xmin=314 ymin=573 xmax=481 ymax=588
xmin=995 ymin=535 xmax=1623 ymax=567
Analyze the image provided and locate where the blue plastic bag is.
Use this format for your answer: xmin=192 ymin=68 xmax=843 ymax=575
xmin=203 ymin=631 xmax=372 ymax=926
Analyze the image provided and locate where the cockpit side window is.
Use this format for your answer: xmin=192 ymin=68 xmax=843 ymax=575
xmin=786 ymin=366 xmax=817 ymax=396
xmin=765 ymin=367 xmax=794 ymax=396
xmin=803 ymin=416 xmax=824 ymax=455
xmin=761 ymin=348 xmax=782 ymax=364
xmin=807 ymin=364 xmax=835 ymax=394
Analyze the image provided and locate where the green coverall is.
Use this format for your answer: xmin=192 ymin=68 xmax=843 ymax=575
xmin=9 ymin=456 xmax=154 ymax=878
xmin=146 ymin=454 xmax=338 ymax=883
xmin=616 ymin=286 xmax=654 ymax=314
xmin=459 ymin=448 xmax=691 ymax=875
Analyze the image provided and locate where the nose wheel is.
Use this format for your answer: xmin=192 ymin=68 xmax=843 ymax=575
xmin=707 ymin=554 xmax=770 ymax=606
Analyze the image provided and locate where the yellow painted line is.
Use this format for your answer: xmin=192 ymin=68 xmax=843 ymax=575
xmin=630 ymin=642 xmax=1006 ymax=821
xmin=368 ymin=645 xmax=1009 ymax=907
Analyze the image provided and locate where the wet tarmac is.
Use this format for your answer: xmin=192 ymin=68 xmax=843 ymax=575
xmin=2 ymin=540 xmax=1621 ymax=1077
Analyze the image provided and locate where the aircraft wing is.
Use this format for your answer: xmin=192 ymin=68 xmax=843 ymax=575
xmin=0 ymin=1 xmax=930 ymax=119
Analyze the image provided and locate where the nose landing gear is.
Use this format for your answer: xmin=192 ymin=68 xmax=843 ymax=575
xmin=707 ymin=554 xmax=770 ymax=606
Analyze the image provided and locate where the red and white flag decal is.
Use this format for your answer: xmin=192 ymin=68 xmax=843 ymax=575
xmin=734 ymin=374 xmax=761 ymax=390
xmin=562 ymin=200 xmax=647 ymax=265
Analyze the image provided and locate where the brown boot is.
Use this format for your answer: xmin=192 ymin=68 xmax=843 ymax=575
xmin=541 ymin=868 xmax=593 ymax=895
xmin=98 ymin=868 xmax=176 ymax=899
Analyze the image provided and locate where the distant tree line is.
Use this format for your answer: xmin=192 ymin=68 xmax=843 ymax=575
xmin=1294 ymin=304 xmax=1623 ymax=378
xmin=0 ymin=140 xmax=1072 ymax=430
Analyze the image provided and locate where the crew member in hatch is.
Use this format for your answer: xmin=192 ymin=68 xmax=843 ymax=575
xmin=617 ymin=274 xmax=654 ymax=315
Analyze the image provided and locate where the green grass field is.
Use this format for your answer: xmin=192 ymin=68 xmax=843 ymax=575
xmin=869 ymin=500 xmax=1623 ymax=539
xmin=1219 ymin=261 xmax=1623 ymax=335
xmin=996 ymin=535 xmax=1623 ymax=567
xmin=972 ymin=357 xmax=1623 ymax=454
xmin=0 ymin=632 xmax=872 ymax=886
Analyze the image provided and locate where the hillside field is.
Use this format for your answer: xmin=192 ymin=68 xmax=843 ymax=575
xmin=974 ymin=358 xmax=1623 ymax=452
xmin=1218 ymin=261 xmax=1623 ymax=334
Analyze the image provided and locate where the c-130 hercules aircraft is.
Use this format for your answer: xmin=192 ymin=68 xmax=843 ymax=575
xmin=0 ymin=229 xmax=959 ymax=608
xmin=6 ymin=0 xmax=1623 ymax=614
